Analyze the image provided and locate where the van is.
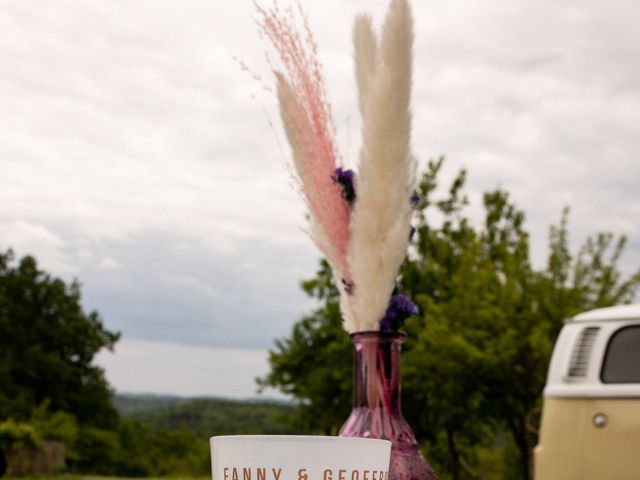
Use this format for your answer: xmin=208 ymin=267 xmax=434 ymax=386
xmin=534 ymin=304 xmax=640 ymax=479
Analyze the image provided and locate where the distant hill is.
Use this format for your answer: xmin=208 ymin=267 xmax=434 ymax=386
xmin=114 ymin=393 xmax=300 ymax=437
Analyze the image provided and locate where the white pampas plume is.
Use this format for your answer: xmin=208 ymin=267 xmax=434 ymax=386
xmin=353 ymin=14 xmax=378 ymax=117
xmin=348 ymin=0 xmax=416 ymax=331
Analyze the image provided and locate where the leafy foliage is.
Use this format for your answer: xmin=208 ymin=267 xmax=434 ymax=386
xmin=70 ymin=421 xmax=209 ymax=477
xmin=30 ymin=402 xmax=79 ymax=460
xmin=0 ymin=420 xmax=40 ymax=451
xmin=259 ymin=158 xmax=640 ymax=480
xmin=104 ymin=394 xmax=301 ymax=477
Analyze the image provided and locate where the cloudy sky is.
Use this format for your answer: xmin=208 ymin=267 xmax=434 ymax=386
xmin=2 ymin=0 xmax=639 ymax=398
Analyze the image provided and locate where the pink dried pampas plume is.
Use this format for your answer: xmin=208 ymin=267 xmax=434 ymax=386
xmin=255 ymin=1 xmax=358 ymax=330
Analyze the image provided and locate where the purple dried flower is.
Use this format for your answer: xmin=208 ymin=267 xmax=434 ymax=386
xmin=379 ymin=293 xmax=419 ymax=331
xmin=379 ymin=318 xmax=394 ymax=331
xmin=409 ymin=225 xmax=416 ymax=241
xmin=410 ymin=192 xmax=421 ymax=207
xmin=341 ymin=277 xmax=354 ymax=295
xmin=332 ymin=167 xmax=356 ymax=204
xmin=333 ymin=167 xmax=355 ymax=183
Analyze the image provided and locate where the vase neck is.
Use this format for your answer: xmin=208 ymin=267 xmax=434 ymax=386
xmin=351 ymin=331 xmax=404 ymax=413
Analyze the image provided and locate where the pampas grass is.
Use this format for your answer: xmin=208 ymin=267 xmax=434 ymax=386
xmin=257 ymin=0 xmax=416 ymax=332
xmin=353 ymin=14 xmax=378 ymax=119
xmin=348 ymin=0 xmax=416 ymax=331
xmin=256 ymin=1 xmax=358 ymax=329
xmin=275 ymin=73 xmax=341 ymax=271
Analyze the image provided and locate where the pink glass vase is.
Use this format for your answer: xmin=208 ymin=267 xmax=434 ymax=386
xmin=339 ymin=331 xmax=437 ymax=480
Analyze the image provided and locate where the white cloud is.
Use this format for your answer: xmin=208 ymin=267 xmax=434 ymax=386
xmin=0 ymin=220 xmax=76 ymax=274
xmin=98 ymin=257 xmax=123 ymax=270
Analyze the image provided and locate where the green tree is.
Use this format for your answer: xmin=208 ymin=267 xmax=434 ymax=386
xmin=0 ymin=249 xmax=120 ymax=427
xmin=259 ymin=159 xmax=640 ymax=479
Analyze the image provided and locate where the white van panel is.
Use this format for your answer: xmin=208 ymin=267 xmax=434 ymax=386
xmin=572 ymin=304 xmax=640 ymax=322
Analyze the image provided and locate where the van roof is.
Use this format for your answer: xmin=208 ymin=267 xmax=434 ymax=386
xmin=571 ymin=304 xmax=640 ymax=323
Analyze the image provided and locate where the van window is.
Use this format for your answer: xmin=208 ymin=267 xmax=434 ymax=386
xmin=601 ymin=326 xmax=640 ymax=383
